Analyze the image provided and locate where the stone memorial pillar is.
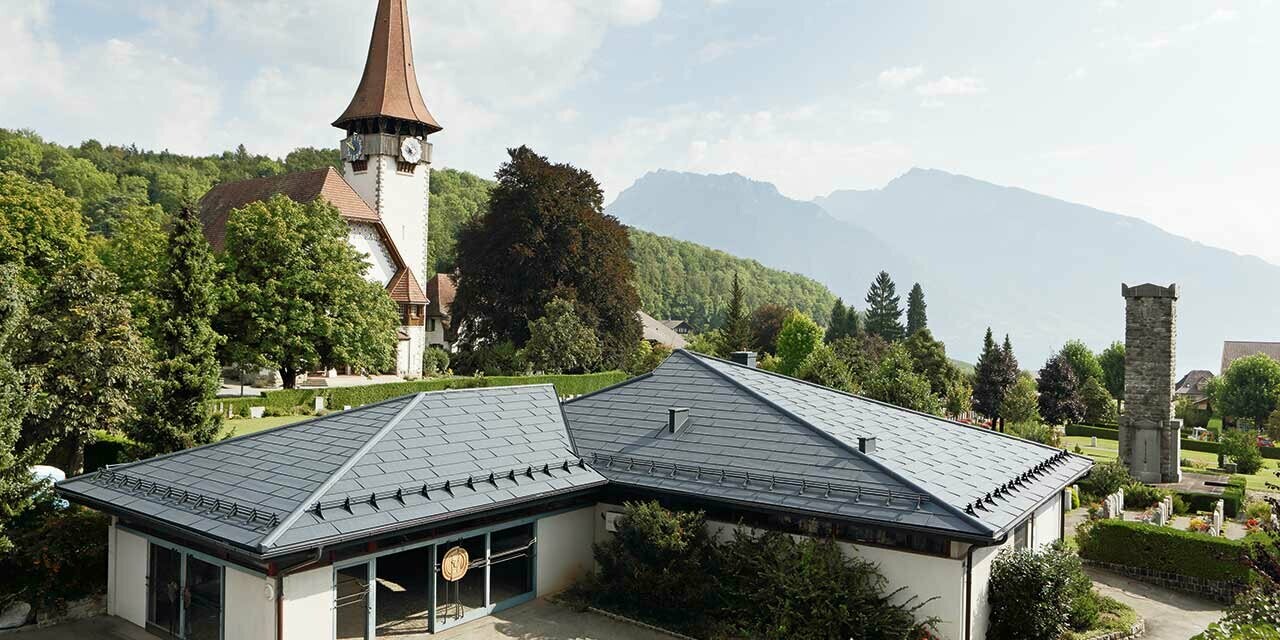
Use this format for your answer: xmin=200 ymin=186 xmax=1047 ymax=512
xmin=1120 ymin=283 xmax=1183 ymax=483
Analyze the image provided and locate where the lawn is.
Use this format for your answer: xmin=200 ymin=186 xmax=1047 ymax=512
xmin=227 ymin=415 xmax=308 ymax=437
xmin=1064 ymin=435 xmax=1280 ymax=494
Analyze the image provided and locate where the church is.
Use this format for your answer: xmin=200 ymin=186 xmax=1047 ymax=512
xmin=197 ymin=0 xmax=441 ymax=379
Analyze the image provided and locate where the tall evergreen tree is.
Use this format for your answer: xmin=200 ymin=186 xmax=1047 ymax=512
xmin=863 ymin=271 xmax=905 ymax=343
xmin=906 ymin=283 xmax=927 ymax=335
xmin=128 ymin=207 xmax=224 ymax=455
xmin=719 ymin=272 xmax=752 ymax=353
xmin=972 ymin=328 xmax=1005 ymax=423
xmin=826 ymin=298 xmax=846 ymax=343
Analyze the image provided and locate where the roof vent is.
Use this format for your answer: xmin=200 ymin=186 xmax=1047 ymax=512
xmin=668 ymin=408 xmax=690 ymax=434
xmin=729 ymin=351 xmax=758 ymax=368
xmin=858 ymin=437 xmax=877 ymax=454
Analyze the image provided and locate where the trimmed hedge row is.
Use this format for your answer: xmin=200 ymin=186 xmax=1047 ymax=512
xmin=1077 ymin=519 xmax=1255 ymax=584
xmin=1065 ymin=424 xmax=1280 ymax=460
xmin=216 ymin=371 xmax=630 ymax=413
xmin=84 ymin=429 xmax=144 ymax=472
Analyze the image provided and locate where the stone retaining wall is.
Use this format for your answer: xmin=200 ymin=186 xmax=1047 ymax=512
xmin=1084 ymin=617 xmax=1146 ymax=640
xmin=1084 ymin=559 xmax=1246 ymax=603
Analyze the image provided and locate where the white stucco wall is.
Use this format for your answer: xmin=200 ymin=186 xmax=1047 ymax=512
xmin=109 ymin=524 xmax=148 ymax=628
xmin=968 ymin=535 xmax=1013 ymax=640
xmin=536 ymin=507 xmax=596 ymax=596
xmin=344 ymin=155 xmax=429 ymax=286
xmin=1032 ymin=494 xmax=1064 ymax=548
xmin=282 ymin=565 xmax=334 ymax=640
xmin=225 ymin=566 xmax=275 ymax=640
xmin=347 ymin=222 xmax=398 ymax=287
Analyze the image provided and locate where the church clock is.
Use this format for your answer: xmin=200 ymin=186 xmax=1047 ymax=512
xmin=400 ymin=137 xmax=423 ymax=164
xmin=342 ymin=134 xmax=364 ymax=162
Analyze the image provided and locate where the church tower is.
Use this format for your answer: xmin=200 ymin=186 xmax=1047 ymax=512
xmin=333 ymin=0 xmax=441 ymax=287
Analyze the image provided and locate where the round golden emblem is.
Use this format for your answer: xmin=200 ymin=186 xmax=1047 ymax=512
xmin=440 ymin=546 xmax=470 ymax=582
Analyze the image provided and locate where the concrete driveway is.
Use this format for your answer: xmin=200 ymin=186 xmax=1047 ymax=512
xmin=1088 ymin=567 xmax=1225 ymax=640
xmin=3 ymin=600 xmax=676 ymax=640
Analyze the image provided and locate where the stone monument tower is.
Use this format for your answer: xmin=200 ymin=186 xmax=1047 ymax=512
xmin=1120 ymin=283 xmax=1182 ymax=483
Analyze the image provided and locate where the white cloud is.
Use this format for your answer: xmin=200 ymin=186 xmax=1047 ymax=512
xmin=695 ymin=34 xmax=773 ymax=63
xmin=556 ymin=108 xmax=581 ymax=124
xmin=915 ymin=75 xmax=986 ymax=97
xmin=877 ymin=65 xmax=923 ymax=88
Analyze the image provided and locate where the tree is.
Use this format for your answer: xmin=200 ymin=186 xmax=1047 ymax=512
xmin=1038 ymin=354 xmax=1085 ymax=426
xmin=1079 ymin=377 xmax=1118 ymax=425
xmin=217 ymin=194 xmax=400 ymax=388
xmin=20 ymin=263 xmax=150 ymax=473
xmin=1098 ymin=341 xmax=1125 ymax=411
xmin=1002 ymin=376 xmax=1042 ymax=425
xmin=863 ymin=344 xmax=940 ymax=414
xmin=0 ymin=171 xmax=95 ymax=283
xmin=987 ymin=544 xmax=1093 ymax=640
xmin=749 ymin=304 xmax=790 ymax=354
xmin=863 ymin=271 xmax=905 ymax=342
xmin=795 ymin=344 xmax=854 ymax=392
xmin=1059 ymin=340 xmax=1104 ymax=384
xmin=624 ymin=339 xmax=671 ymax=377
xmin=904 ymin=328 xmax=958 ymax=396
xmin=831 ymin=333 xmax=890 ymax=389
xmin=973 ymin=329 xmax=1007 ymax=423
xmin=523 ymin=297 xmax=603 ymax=374
xmin=97 ymin=202 xmax=168 ymax=340
xmin=282 ymin=147 xmax=341 ymax=173
xmin=686 ymin=329 xmax=725 ymax=358
xmin=0 ymin=265 xmax=44 ymax=553
xmin=428 ymin=168 xmax=494 ymax=277
xmin=718 ymin=273 xmax=751 ymax=354
xmin=1220 ymin=429 xmax=1264 ymax=475
xmin=944 ymin=377 xmax=973 ymax=418
xmin=127 ymin=207 xmax=224 ymax=455
xmin=906 ymin=283 xmax=927 ymax=335
xmin=825 ymin=298 xmax=847 ymax=343
xmin=776 ymin=311 xmax=824 ymax=376
xmin=451 ymin=146 xmax=641 ymax=368
xmin=1213 ymin=353 xmax=1280 ymax=429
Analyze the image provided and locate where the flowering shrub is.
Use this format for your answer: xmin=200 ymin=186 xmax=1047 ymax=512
xmin=1188 ymin=518 xmax=1211 ymax=534
xmin=0 ymin=504 xmax=109 ymax=612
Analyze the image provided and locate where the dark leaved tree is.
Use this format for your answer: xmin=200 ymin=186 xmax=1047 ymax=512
xmin=451 ymin=146 xmax=641 ymax=368
xmin=906 ymin=282 xmax=927 ymax=335
xmin=863 ymin=271 xmax=905 ymax=342
xmin=1038 ymin=354 xmax=1086 ymax=426
xmin=749 ymin=303 xmax=790 ymax=355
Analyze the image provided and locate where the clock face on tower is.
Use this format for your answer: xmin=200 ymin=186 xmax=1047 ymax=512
xmin=342 ymin=134 xmax=364 ymax=162
xmin=400 ymin=137 xmax=423 ymax=164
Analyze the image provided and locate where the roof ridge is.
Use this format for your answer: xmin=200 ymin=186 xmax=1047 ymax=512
xmin=687 ymin=349 xmax=1069 ymax=456
xmin=258 ymin=392 xmax=426 ymax=550
xmin=676 ymin=350 xmax=996 ymax=536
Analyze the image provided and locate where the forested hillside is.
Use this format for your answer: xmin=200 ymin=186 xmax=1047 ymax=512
xmin=0 ymin=130 xmax=836 ymax=333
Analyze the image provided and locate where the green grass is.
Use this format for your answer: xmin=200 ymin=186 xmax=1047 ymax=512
xmin=227 ymin=415 xmax=308 ymax=437
xmin=1065 ymin=435 xmax=1280 ymax=493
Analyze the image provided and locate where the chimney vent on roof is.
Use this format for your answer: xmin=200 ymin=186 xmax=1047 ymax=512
xmin=668 ymin=408 xmax=690 ymax=434
xmin=858 ymin=437 xmax=877 ymax=454
xmin=730 ymin=351 xmax=758 ymax=368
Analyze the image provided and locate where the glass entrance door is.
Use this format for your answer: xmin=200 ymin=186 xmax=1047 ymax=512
xmin=434 ymin=534 xmax=486 ymax=626
xmin=146 ymin=544 xmax=223 ymax=640
xmin=336 ymin=563 xmax=371 ymax=640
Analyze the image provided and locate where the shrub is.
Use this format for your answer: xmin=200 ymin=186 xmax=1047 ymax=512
xmin=1007 ymin=421 xmax=1061 ymax=447
xmin=1079 ymin=459 xmax=1131 ymax=500
xmin=1071 ymin=486 xmax=1081 ymax=510
xmin=452 ymin=340 xmax=527 ymax=376
xmin=0 ymin=504 xmax=109 ymax=611
xmin=1123 ymin=482 xmax=1167 ymax=510
xmin=987 ymin=542 xmax=1091 ymax=640
xmin=795 ymin=343 xmax=854 ymax=392
xmin=83 ymin=430 xmax=142 ymax=472
xmin=1077 ymin=519 xmax=1254 ymax=583
xmin=1221 ymin=430 xmax=1264 ymax=475
xmin=422 ymin=347 xmax=450 ymax=377
xmin=1245 ymin=500 xmax=1275 ymax=521
xmin=1172 ymin=493 xmax=1191 ymax=515
xmin=1179 ymin=489 xmax=1244 ymax=519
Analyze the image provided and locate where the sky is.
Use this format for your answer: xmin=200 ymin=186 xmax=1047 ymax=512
xmin=2 ymin=1 xmax=1277 ymax=265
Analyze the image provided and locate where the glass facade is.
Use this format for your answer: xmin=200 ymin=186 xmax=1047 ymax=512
xmin=145 ymin=543 xmax=223 ymax=640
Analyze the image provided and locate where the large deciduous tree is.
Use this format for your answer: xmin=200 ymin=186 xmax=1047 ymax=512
xmin=0 ymin=265 xmax=43 ymax=553
xmin=795 ymin=344 xmax=854 ymax=392
xmin=776 ymin=311 xmax=824 ymax=376
xmin=523 ymin=297 xmax=603 ymax=374
xmin=1213 ymin=353 xmax=1280 ymax=429
xmin=749 ymin=304 xmax=790 ymax=354
xmin=1038 ymin=354 xmax=1085 ymax=426
xmin=1097 ymin=341 xmax=1125 ymax=411
xmin=863 ymin=344 xmax=940 ymax=415
xmin=128 ymin=207 xmax=224 ymax=454
xmin=863 ymin=271 xmax=905 ymax=342
xmin=217 ymin=194 xmax=400 ymax=388
xmin=1001 ymin=375 xmax=1042 ymax=425
xmin=718 ymin=272 xmax=752 ymax=354
xmin=1059 ymin=340 xmax=1104 ymax=384
xmin=905 ymin=283 xmax=927 ymax=336
xmin=451 ymin=146 xmax=640 ymax=368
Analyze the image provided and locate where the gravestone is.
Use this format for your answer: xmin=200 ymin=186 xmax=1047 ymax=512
xmin=314 ymin=396 xmax=326 ymax=413
xmin=1212 ymin=500 xmax=1224 ymax=536
xmin=1120 ymin=283 xmax=1183 ymax=483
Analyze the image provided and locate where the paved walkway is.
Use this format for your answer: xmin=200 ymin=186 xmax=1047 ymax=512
xmin=1087 ymin=567 xmax=1224 ymax=640
xmin=3 ymin=600 xmax=674 ymax=640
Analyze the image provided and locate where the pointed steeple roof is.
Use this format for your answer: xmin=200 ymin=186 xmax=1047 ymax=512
xmin=333 ymin=0 xmax=442 ymax=133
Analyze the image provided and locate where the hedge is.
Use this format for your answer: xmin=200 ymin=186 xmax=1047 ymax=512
xmin=1065 ymin=424 xmax=1280 ymax=460
xmin=1077 ymin=519 xmax=1255 ymax=584
xmin=214 ymin=371 xmax=630 ymax=413
xmin=84 ymin=429 xmax=143 ymax=472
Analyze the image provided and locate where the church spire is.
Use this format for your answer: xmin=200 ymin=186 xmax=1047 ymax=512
xmin=333 ymin=0 xmax=442 ymax=134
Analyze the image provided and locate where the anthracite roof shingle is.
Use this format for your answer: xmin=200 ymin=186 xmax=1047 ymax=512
xmin=563 ymin=350 xmax=1091 ymax=539
xmin=58 ymin=385 xmax=605 ymax=557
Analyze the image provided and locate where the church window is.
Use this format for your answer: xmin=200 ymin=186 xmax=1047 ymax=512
xmin=396 ymin=161 xmax=416 ymax=175
xmin=352 ymin=159 xmax=368 ymax=173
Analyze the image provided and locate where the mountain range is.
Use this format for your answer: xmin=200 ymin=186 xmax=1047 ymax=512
xmin=606 ymin=168 xmax=1280 ymax=372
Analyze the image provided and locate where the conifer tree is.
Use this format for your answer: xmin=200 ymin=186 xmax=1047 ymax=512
xmin=719 ymin=272 xmax=752 ymax=353
xmin=863 ymin=271 xmax=905 ymax=343
xmin=129 ymin=207 xmax=224 ymax=454
xmin=973 ymin=328 xmax=1006 ymax=424
xmin=906 ymin=283 xmax=927 ymax=336
xmin=826 ymin=298 xmax=848 ymax=343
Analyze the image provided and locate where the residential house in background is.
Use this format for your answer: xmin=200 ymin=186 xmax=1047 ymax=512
xmin=1174 ymin=369 xmax=1214 ymax=411
xmin=660 ymin=319 xmax=695 ymax=335
xmin=1221 ymin=340 xmax=1280 ymax=373
xmin=638 ymin=310 xmax=688 ymax=349
xmin=423 ymin=273 xmax=457 ymax=350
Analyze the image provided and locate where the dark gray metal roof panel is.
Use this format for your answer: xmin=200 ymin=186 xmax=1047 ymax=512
xmin=59 ymin=385 xmax=606 ymax=556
